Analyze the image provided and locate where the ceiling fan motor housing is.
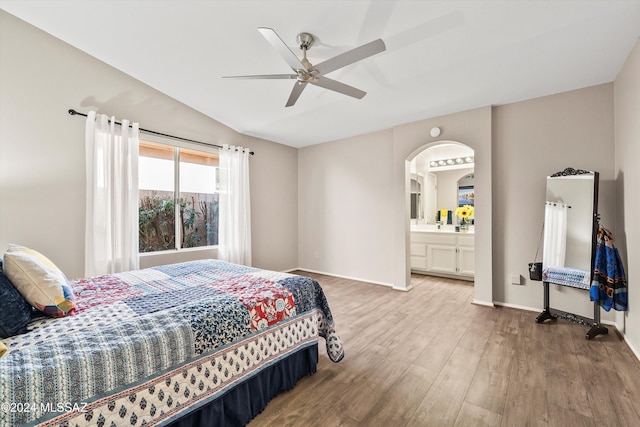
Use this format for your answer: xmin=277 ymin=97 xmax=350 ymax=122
xmin=296 ymin=32 xmax=314 ymax=50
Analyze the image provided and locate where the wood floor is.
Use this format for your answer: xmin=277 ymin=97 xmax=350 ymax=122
xmin=250 ymin=272 xmax=640 ymax=427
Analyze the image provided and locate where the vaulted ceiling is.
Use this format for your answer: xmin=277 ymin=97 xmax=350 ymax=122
xmin=2 ymin=0 xmax=639 ymax=147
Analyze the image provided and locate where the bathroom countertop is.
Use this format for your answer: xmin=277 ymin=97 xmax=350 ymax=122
xmin=411 ymin=225 xmax=475 ymax=235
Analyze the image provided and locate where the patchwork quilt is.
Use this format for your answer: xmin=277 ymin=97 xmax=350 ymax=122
xmin=0 ymin=260 xmax=343 ymax=427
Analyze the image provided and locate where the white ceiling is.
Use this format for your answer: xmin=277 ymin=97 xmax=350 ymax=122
xmin=2 ymin=0 xmax=639 ymax=148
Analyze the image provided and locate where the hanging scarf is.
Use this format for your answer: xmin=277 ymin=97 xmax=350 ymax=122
xmin=590 ymin=226 xmax=628 ymax=311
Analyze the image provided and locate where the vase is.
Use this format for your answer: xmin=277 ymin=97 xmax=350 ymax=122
xmin=460 ymin=220 xmax=469 ymax=233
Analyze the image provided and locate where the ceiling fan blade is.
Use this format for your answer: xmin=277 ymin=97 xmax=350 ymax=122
xmin=313 ymin=39 xmax=386 ymax=75
xmin=258 ymin=27 xmax=308 ymax=72
xmin=285 ymin=82 xmax=307 ymax=107
xmin=222 ymin=74 xmax=297 ymax=80
xmin=310 ymin=77 xmax=366 ymax=99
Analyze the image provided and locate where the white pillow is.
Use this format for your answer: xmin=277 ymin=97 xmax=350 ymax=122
xmin=3 ymin=244 xmax=76 ymax=317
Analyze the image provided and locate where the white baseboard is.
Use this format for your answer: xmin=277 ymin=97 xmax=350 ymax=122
xmin=472 ymin=299 xmax=495 ymax=307
xmin=493 ymin=301 xmax=540 ymax=312
xmin=617 ymin=322 xmax=640 ymax=362
xmin=287 ymin=267 xmax=395 ymax=288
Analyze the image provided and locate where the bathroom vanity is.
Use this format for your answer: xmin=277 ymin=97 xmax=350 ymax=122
xmin=410 ymin=225 xmax=475 ymax=281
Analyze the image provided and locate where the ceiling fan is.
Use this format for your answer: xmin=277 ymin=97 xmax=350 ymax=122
xmin=223 ymin=28 xmax=386 ymax=107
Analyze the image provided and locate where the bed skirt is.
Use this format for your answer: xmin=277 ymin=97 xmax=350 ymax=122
xmin=167 ymin=343 xmax=318 ymax=426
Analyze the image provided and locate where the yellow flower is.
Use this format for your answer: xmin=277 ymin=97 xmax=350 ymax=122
xmin=455 ymin=205 xmax=474 ymax=219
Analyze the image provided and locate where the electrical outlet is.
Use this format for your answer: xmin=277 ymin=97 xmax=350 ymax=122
xmin=511 ymin=274 xmax=521 ymax=285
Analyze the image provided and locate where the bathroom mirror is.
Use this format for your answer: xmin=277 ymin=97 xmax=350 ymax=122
xmin=543 ymin=168 xmax=598 ymax=272
xmin=457 ymin=173 xmax=474 ymax=207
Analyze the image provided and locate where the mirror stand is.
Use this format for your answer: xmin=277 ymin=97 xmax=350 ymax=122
xmin=534 ymin=168 xmax=608 ymax=340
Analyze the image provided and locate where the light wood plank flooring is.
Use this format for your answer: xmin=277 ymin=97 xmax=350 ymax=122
xmin=250 ymin=272 xmax=640 ymax=426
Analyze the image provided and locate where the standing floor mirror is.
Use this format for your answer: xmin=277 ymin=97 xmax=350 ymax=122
xmin=535 ymin=167 xmax=607 ymax=340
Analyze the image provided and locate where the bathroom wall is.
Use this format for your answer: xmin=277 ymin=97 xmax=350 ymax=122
xmin=434 ymin=168 xmax=474 ymax=220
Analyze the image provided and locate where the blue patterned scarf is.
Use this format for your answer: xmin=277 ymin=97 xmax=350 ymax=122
xmin=590 ymin=226 xmax=628 ymax=311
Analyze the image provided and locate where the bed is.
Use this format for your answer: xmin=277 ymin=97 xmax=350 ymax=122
xmin=0 ymin=258 xmax=343 ymax=427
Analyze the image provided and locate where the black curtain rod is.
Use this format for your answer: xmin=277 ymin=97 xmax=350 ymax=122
xmin=68 ymin=109 xmax=254 ymax=155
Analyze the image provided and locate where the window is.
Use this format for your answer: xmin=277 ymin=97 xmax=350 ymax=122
xmin=138 ymin=140 xmax=219 ymax=253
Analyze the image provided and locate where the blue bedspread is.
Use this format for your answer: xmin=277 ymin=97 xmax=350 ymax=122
xmin=0 ymin=260 xmax=342 ymax=426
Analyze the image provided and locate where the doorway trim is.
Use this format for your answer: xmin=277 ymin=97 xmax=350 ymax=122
xmin=394 ymin=138 xmax=494 ymax=307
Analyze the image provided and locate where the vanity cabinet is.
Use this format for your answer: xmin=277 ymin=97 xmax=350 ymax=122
xmin=457 ymin=237 xmax=475 ymax=276
xmin=411 ymin=232 xmax=474 ymax=280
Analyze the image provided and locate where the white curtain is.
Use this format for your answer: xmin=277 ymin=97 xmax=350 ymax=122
xmin=218 ymin=144 xmax=252 ymax=266
xmin=85 ymin=111 xmax=139 ymax=276
xmin=543 ymin=202 xmax=568 ymax=269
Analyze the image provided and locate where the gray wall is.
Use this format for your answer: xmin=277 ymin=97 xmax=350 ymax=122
xmin=0 ymin=11 xmax=299 ymax=278
xmin=298 ymin=128 xmax=395 ymax=286
xmin=299 ymin=106 xmax=494 ymax=304
xmin=492 ymin=83 xmax=616 ymax=320
xmin=299 ymin=84 xmax=620 ymax=323
xmin=614 ymin=39 xmax=640 ymax=358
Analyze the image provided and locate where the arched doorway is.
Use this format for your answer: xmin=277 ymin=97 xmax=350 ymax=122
xmin=390 ymin=107 xmax=492 ymax=306
xmin=407 ymin=141 xmax=476 ymax=283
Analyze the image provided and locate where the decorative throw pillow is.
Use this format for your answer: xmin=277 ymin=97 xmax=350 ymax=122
xmin=3 ymin=245 xmax=76 ymax=317
xmin=0 ymin=266 xmax=32 ymax=338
